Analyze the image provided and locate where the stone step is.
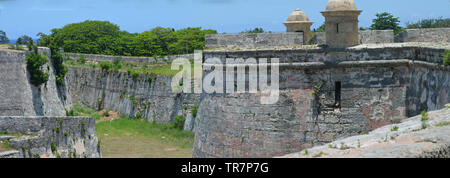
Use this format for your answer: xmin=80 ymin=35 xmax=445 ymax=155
xmin=0 ymin=150 xmax=20 ymax=158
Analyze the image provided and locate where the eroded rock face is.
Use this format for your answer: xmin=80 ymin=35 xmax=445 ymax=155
xmin=280 ymin=105 xmax=450 ymax=158
xmin=65 ymin=66 xmax=201 ymax=130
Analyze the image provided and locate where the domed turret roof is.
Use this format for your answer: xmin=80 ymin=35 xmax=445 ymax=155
xmin=325 ymin=0 xmax=357 ymax=11
xmin=286 ymin=9 xmax=310 ymax=22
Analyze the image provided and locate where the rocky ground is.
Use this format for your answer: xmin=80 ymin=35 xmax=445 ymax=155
xmin=281 ymin=104 xmax=450 ymax=158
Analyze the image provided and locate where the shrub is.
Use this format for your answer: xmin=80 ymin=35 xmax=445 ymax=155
xmin=131 ymin=71 xmax=139 ymax=80
xmin=99 ymin=61 xmax=112 ymax=71
xmin=77 ymin=56 xmax=87 ymax=64
xmin=49 ymin=46 xmax=68 ymax=85
xmin=444 ymin=50 xmax=449 ymax=66
xmin=134 ymin=112 xmax=142 ymax=119
xmin=191 ymin=105 xmax=199 ymax=118
xmin=26 ymin=51 xmax=50 ymax=86
xmin=171 ymin=115 xmax=186 ymax=130
xmin=104 ymin=109 xmax=110 ymax=117
xmin=421 ymin=110 xmax=428 ymax=121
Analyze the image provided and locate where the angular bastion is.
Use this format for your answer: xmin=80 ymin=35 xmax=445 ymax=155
xmin=193 ymin=43 xmax=450 ymax=158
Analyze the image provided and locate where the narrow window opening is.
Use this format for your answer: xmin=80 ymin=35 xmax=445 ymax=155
xmin=336 ymin=24 xmax=339 ymax=33
xmin=335 ymin=81 xmax=341 ymax=108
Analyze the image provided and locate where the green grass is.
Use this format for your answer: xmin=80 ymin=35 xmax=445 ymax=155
xmin=68 ymin=104 xmax=194 ymax=158
xmin=96 ymin=116 xmax=194 ymax=149
xmin=435 ymin=122 xmax=450 ymax=127
xmin=65 ymin=59 xmax=186 ymax=77
xmin=0 ymin=140 xmax=15 ymax=152
xmin=69 ymin=104 xmax=101 ymax=120
xmin=96 ymin=116 xmax=194 ymax=158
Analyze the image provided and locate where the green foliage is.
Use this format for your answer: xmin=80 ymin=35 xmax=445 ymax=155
xmin=69 ymin=104 xmax=102 ymax=120
xmin=134 ymin=112 xmax=142 ymax=119
xmin=421 ymin=110 xmax=428 ymax=121
xmin=370 ymin=12 xmax=404 ymax=35
xmin=77 ymin=56 xmax=87 ymax=64
xmin=26 ymin=50 xmax=50 ymax=86
xmin=444 ymin=50 xmax=449 ymax=66
xmin=66 ymin=109 xmax=75 ymax=116
xmin=241 ymin=27 xmax=265 ymax=33
xmin=0 ymin=30 xmax=9 ymax=44
xmin=313 ymin=24 xmax=325 ymax=32
xmin=100 ymin=61 xmax=113 ymax=71
xmin=104 ymin=109 xmax=110 ymax=117
xmin=51 ymin=143 xmax=57 ymax=153
xmin=131 ymin=71 xmax=139 ymax=80
xmin=191 ymin=105 xmax=199 ymax=118
xmin=170 ymin=115 xmax=186 ymax=130
xmin=49 ymin=45 xmax=68 ymax=85
xmin=391 ymin=126 xmax=399 ymax=132
xmin=112 ymin=58 xmax=122 ymax=70
xmin=406 ymin=17 xmax=450 ymax=29
xmin=37 ymin=20 xmax=217 ymax=57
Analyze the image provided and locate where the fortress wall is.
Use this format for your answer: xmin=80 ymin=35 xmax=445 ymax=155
xmin=395 ymin=28 xmax=450 ymax=43
xmin=66 ymin=66 xmax=200 ymax=129
xmin=406 ymin=66 xmax=450 ymax=117
xmin=205 ymin=32 xmax=304 ymax=49
xmin=64 ymin=53 xmax=194 ymax=63
xmin=193 ymin=63 xmax=415 ymax=158
xmin=310 ymin=30 xmax=394 ymax=45
xmin=0 ymin=116 xmax=101 ymax=158
xmin=0 ymin=49 xmax=71 ymax=117
xmin=204 ymin=45 xmax=446 ymax=64
xmin=359 ymin=30 xmax=394 ymax=44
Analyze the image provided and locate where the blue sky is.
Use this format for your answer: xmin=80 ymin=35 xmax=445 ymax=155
xmin=0 ymin=0 xmax=448 ymax=39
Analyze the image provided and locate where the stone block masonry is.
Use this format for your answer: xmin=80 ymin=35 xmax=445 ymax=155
xmin=0 ymin=47 xmax=72 ymax=117
xmin=193 ymin=43 xmax=450 ymax=158
xmin=395 ymin=28 xmax=450 ymax=43
xmin=205 ymin=33 xmax=304 ymax=49
xmin=0 ymin=116 xmax=101 ymax=158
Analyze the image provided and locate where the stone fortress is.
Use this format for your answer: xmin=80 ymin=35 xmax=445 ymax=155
xmin=193 ymin=0 xmax=450 ymax=158
xmin=0 ymin=0 xmax=449 ymax=158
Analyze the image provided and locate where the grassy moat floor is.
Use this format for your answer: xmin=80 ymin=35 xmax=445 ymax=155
xmin=70 ymin=104 xmax=194 ymax=158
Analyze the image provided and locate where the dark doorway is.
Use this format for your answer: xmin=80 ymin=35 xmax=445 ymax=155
xmin=335 ymin=81 xmax=341 ymax=108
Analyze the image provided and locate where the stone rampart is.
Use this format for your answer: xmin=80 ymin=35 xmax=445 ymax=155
xmin=0 ymin=116 xmax=101 ymax=158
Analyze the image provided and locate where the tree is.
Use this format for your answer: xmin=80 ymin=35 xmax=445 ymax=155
xmin=242 ymin=27 xmax=265 ymax=33
xmin=313 ymin=24 xmax=325 ymax=32
xmin=406 ymin=17 xmax=450 ymax=29
xmin=37 ymin=20 xmax=217 ymax=57
xmin=0 ymin=30 xmax=9 ymax=44
xmin=370 ymin=12 xmax=404 ymax=35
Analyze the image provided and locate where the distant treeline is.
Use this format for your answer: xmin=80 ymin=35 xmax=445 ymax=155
xmin=36 ymin=20 xmax=217 ymax=57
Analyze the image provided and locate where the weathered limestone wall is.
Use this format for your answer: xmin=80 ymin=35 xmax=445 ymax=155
xmin=281 ymin=105 xmax=450 ymax=158
xmin=205 ymin=33 xmax=304 ymax=49
xmin=204 ymin=43 xmax=447 ymax=64
xmin=66 ymin=66 xmax=200 ymax=129
xmin=406 ymin=67 xmax=449 ymax=116
xmin=0 ymin=48 xmax=72 ymax=117
xmin=64 ymin=53 xmax=194 ymax=63
xmin=311 ymin=30 xmax=395 ymax=45
xmin=395 ymin=28 xmax=450 ymax=43
xmin=0 ymin=116 xmax=101 ymax=158
xmin=193 ymin=44 xmax=449 ymax=158
xmin=359 ymin=30 xmax=394 ymax=44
